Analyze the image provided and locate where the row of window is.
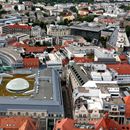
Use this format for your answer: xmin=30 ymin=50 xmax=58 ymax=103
xmin=9 ymin=112 xmax=45 ymax=117
xmin=8 ymin=112 xmax=62 ymax=118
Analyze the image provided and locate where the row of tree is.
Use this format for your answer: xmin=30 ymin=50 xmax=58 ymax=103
xmin=21 ymin=0 xmax=94 ymax=5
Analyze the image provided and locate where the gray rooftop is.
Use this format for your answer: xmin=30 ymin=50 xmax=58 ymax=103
xmin=0 ymin=68 xmax=64 ymax=114
xmin=0 ymin=47 xmax=23 ymax=61
xmin=108 ymin=28 xmax=119 ymax=47
xmin=96 ymin=83 xmax=119 ymax=94
xmin=70 ymin=64 xmax=89 ymax=86
xmin=33 ymin=69 xmax=53 ymax=100
xmin=70 ymin=22 xmax=106 ymax=32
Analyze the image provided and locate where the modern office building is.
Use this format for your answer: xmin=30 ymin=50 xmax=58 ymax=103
xmin=0 ymin=68 xmax=64 ymax=130
xmin=70 ymin=22 xmax=106 ymax=41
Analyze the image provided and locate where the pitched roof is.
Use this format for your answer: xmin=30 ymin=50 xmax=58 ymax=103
xmin=23 ymin=58 xmax=39 ymax=63
xmin=0 ymin=116 xmax=37 ymax=130
xmin=54 ymin=115 xmax=124 ymax=130
xmin=8 ymin=24 xmax=32 ymax=30
xmin=73 ymin=57 xmax=94 ymax=63
xmin=53 ymin=45 xmax=65 ymax=52
xmin=25 ymin=47 xmax=47 ymax=53
xmin=54 ymin=118 xmax=76 ymax=130
xmin=12 ymin=42 xmax=22 ymax=47
xmin=119 ymin=54 xmax=128 ymax=63
xmin=124 ymin=96 xmax=130 ymax=118
xmin=95 ymin=114 xmax=121 ymax=130
xmin=107 ymin=63 xmax=130 ymax=75
xmin=108 ymin=28 xmax=130 ymax=48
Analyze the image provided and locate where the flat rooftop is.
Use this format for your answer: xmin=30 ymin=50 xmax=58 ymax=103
xmin=33 ymin=69 xmax=53 ymax=100
xmin=70 ymin=22 xmax=106 ymax=32
xmin=97 ymin=83 xmax=119 ymax=94
xmin=0 ymin=69 xmax=64 ymax=114
xmin=65 ymin=46 xmax=96 ymax=54
xmin=103 ymin=97 xmax=124 ymax=105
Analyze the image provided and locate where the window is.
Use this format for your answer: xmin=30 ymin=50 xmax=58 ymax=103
xmin=83 ymin=114 xmax=86 ymax=118
xmin=112 ymin=108 xmax=117 ymax=111
xmin=9 ymin=112 xmax=13 ymax=115
xmin=34 ymin=113 xmax=37 ymax=116
xmin=105 ymin=105 xmax=109 ymax=108
xmin=42 ymin=113 xmax=45 ymax=116
xmin=120 ymin=112 xmax=124 ymax=115
xmin=79 ymin=114 xmax=82 ymax=118
xmin=26 ymin=112 xmax=29 ymax=116
xmin=17 ymin=112 xmax=21 ymax=115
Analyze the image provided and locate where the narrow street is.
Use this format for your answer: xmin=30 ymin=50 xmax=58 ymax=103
xmin=61 ymin=78 xmax=73 ymax=118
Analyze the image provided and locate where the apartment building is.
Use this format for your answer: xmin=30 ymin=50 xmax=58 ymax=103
xmin=47 ymin=24 xmax=71 ymax=37
xmin=67 ymin=63 xmax=130 ymax=124
xmin=2 ymin=24 xmax=32 ymax=35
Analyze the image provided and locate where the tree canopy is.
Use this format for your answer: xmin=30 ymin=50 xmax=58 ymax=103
xmin=14 ymin=5 xmax=18 ymax=11
xmin=21 ymin=0 xmax=94 ymax=4
xmin=125 ymin=25 xmax=130 ymax=37
xmin=76 ymin=15 xmax=97 ymax=22
xmin=0 ymin=4 xmax=2 ymax=10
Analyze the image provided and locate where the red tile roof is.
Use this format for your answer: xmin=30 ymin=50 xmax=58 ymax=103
xmin=62 ymin=58 xmax=69 ymax=65
xmin=53 ymin=114 xmax=126 ymax=130
xmin=25 ymin=47 xmax=47 ymax=53
xmin=0 ymin=116 xmax=37 ymax=130
xmin=54 ymin=118 xmax=77 ymax=130
xmin=8 ymin=24 xmax=32 ymax=30
xmin=23 ymin=58 xmax=39 ymax=68
xmin=99 ymin=18 xmax=117 ymax=24
xmin=107 ymin=63 xmax=130 ymax=75
xmin=53 ymin=45 xmax=65 ymax=52
xmin=12 ymin=42 xmax=22 ymax=47
xmin=95 ymin=114 xmax=121 ymax=130
xmin=73 ymin=57 xmax=94 ymax=63
xmin=12 ymin=42 xmax=29 ymax=48
xmin=64 ymin=40 xmax=74 ymax=46
xmin=119 ymin=54 xmax=128 ymax=63
xmin=124 ymin=96 xmax=130 ymax=118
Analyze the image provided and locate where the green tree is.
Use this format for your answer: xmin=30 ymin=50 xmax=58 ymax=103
xmin=14 ymin=5 xmax=18 ymax=11
xmin=119 ymin=4 xmax=130 ymax=11
xmin=58 ymin=19 xmax=71 ymax=25
xmin=0 ymin=10 xmax=7 ymax=17
xmin=0 ymin=4 xmax=2 ymax=10
xmin=31 ymin=6 xmax=36 ymax=11
xmin=88 ymin=0 xmax=94 ymax=4
xmin=100 ymin=37 xmax=107 ymax=48
xmin=32 ymin=20 xmax=47 ymax=30
xmin=126 ymin=25 xmax=130 ymax=37
xmin=70 ymin=6 xmax=78 ymax=13
xmin=77 ymin=15 xmax=96 ymax=22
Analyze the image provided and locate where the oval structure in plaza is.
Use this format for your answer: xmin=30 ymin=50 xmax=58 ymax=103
xmin=6 ymin=78 xmax=29 ymax=93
